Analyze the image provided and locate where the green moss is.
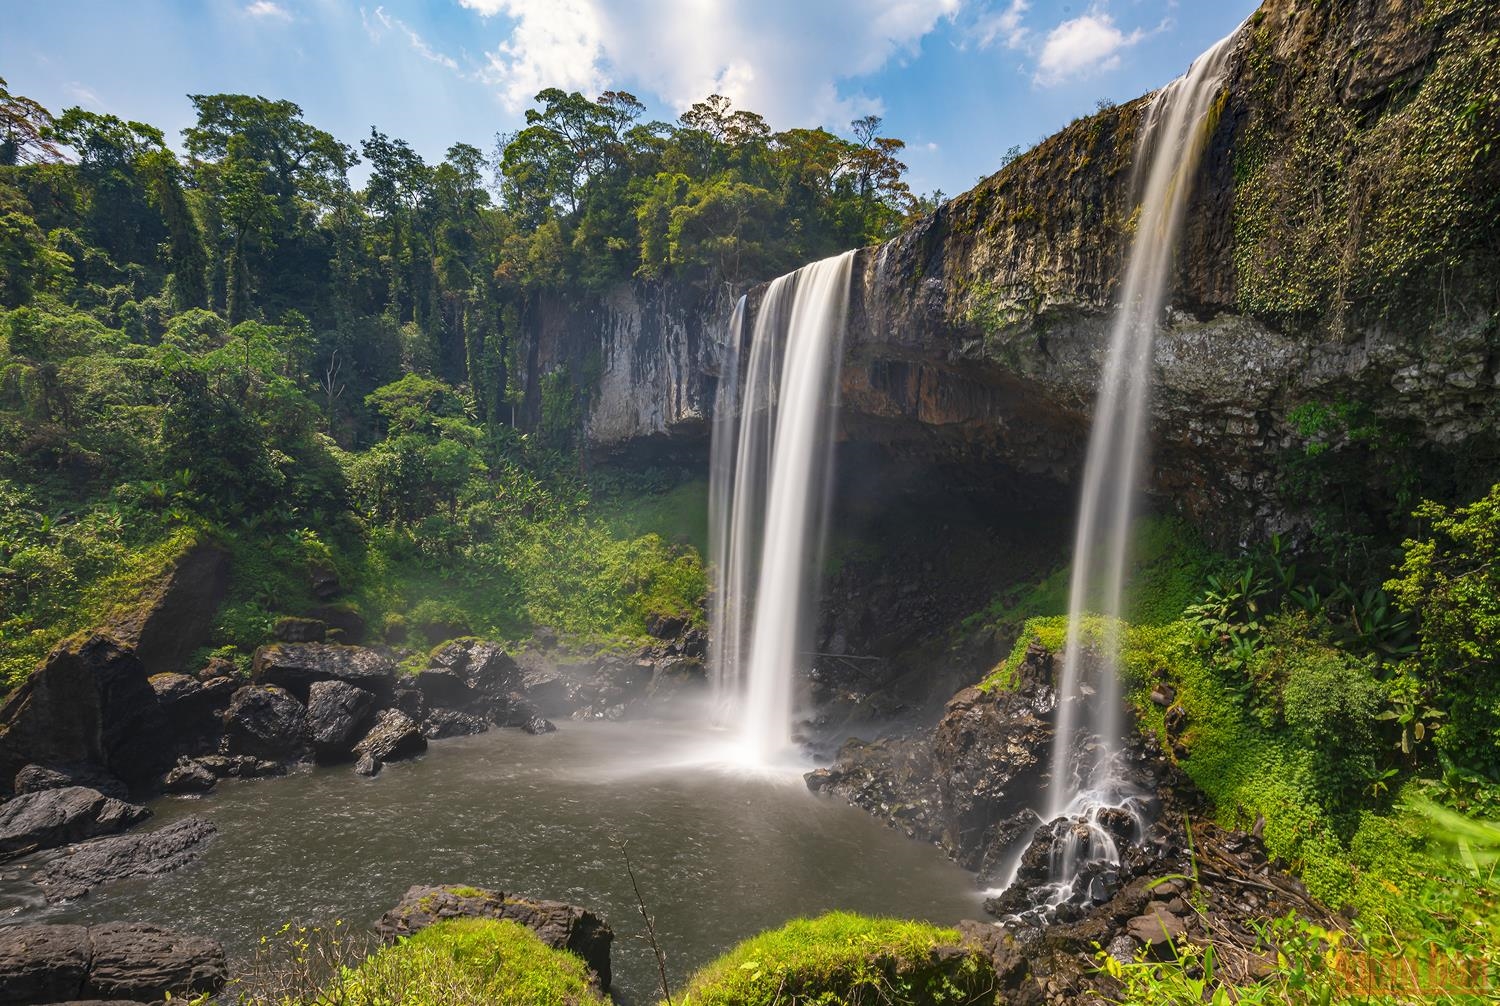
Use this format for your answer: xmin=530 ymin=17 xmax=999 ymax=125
xmin=1232 ymin=0 xmax=1500 ymax=328
xmin=674 ymin=912 xmax=990 ymax=1006
xmin=325 ymin=918 xmax=607 ymax=1006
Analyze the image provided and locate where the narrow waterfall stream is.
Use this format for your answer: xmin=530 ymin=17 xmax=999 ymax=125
xmin=708 ymin=252 xmax=856 ymax=765
xmin=1040 ymin=28 xmax=1245 ymax=899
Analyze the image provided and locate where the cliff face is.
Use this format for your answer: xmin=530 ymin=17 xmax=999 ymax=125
xmin=539 ymin=0 xmax=1499 ymax=533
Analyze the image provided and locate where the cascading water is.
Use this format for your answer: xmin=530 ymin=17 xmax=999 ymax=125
xmin=1040 ymin=28 xmax=1244 ymax=899
xmin=707 ymin=251 xmax=856 ymax=766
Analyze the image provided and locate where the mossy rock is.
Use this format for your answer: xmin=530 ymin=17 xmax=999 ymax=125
xmin=326 ymin=918 xmax=608 ymax=1006
xmin=672 ymin=912 xmax=995 ymax=1006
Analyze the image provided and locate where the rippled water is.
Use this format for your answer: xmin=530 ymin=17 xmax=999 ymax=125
xmin=0 ymin=721 xmax=983 ymax=1003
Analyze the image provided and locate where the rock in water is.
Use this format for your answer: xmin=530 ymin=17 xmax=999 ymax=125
xmin=161 ymin=759 xmax=216 ymax=794
xmin=0 ymin=922 xmax=225 ymax=1003
xmin=0 ymin=787 xmax=150 ymax=862
xmin=221 ymin=686 xmax=308 ymax=761
xmin=419 ymin=708 xmax=490 ymax=740
xmin=351 ymin=709 xmax=426 ymax=775
xmin=377 ymin=884 xmax=613 ymax=991
xmin=305 ymin=679 xmax=377 ymax=758
xmin=33 ymin=817 xmax=218 ymax=901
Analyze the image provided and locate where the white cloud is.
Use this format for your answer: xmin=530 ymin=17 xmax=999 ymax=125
xmin=371 ymin=6 xmax=460 ymax=70
xmin=1034 ymin=12 xmax=1144 ymax=85
xmin=458 ymin=0 xmax=961 ymax=126
xmin=245 ymin=1 xmax=292 ymax=20
xmin=975 ymin=0 xmax=1029 ymax=50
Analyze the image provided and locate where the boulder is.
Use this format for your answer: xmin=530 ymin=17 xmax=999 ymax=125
xmin=221 ymin=686 xmax=308 ymax=761
xmin=309 ymin=605 xmax=367 ymax=645
xmin=160 ymin=759 xmax=216 ymax=794
xmin=149 ymin=673 xmax=222 ymax=743
xmin=806 ymin=641 xmax=1054 ymax=881
xmin=419 ymin=708 xmax=490 ymax=740
xmin=0 ymin=787 xmax=150 ymax=862
xmin=351 ymin=709 xmax=426 ymax=771
xmin=101 ymin=541 xmax=229 ymax=677
xmin=82 ymin=922 xmax=226 ymax=1002
xmin=305 ymin=680 xmax=377 ymax=758
xmin=272 ymin=617 xmax=326 ymax=643
xmin=353 ymin=752 xmax=379 ymax=777
xmin=192 ymin=754 xmax=283 ymax=780
xmin=0 ymin=636 xmax=171 ymax=790
xmin=0 ymin=924 xmax=91 ymax=1003
xmin=13 ymin=765 xmax=127 ymax=802
xmin=426 ymin=641 xmax=518 ymax=708
xmin=1125 ymin=906 xmax=1189 ymax=948
xmin=377 ymin=884 xmax=613 ymax=990
xmin=33 ymin=816 xmax=218 ymax=902
xmin=251 ymin=644 xmax=396 ymax=704
xmin=390 ymin=684 xmax=425 ymax=722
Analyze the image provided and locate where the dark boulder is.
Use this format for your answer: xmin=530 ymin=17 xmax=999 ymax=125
xmin=426 ymin=641 xmax=518 ymax=708
xmin=251 ymin=644 xmax=396 ymax=704
xmin=309 ymin=605 xmax=367 ymax=645
xmin=0 ymin=787 xmax=149 ymax=862
xmin=390 ymin=684 xmax=425 ymax=723
xmin=806 ymin=641 xmax=1054 ymax=882
xmin=101 ymin=541 xmax=229 ymax=678
xmin=376 ymin=884 xmax=613 ymax=991
xmin=644 ymin=612 xmax=687 ymax=640
xmin=192 ymin=754 xmax=283 ymax=780
xmin=33 ymin=816 xmax=218 ymax=902
xmin=272 ymin=617 xmax=326 ymax=643
xmin=160 ymin=759 xmax=216 ymax=794
xmin=0 ymin=636 xmax=171 ymax=791
xmin=149 ymin=674 xmax=222 ymax=744
xmin=305 ymin=680 xmax=377 ymax=758
xmin=419 ymin=708 xmax=490 ymax=740
xmin=0 ymin=924 xmax=91 ymax=1003
xmin=221 ymin=686 xmax=308 ymax=762
xmin=13 ymin=766 xmax=127 ymax=802
xmin=351 ymin=709 xmax=425 ymax=773
xmin=83 ymin=922 xmax=226 ymax=1002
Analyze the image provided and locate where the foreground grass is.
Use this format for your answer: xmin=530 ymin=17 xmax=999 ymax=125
xmin=672 ymin=912 xmax=994 ymax=1006
xmin=315 ymin=919 xmax=607 ymax=1006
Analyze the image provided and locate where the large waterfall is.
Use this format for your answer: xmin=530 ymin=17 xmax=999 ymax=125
xmin=708 ymin=251 xmax=857 ymax=766
xmin=1043 ymin=30 xmax=1243 ymax=884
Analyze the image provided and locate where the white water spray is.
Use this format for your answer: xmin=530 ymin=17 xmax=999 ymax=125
xmin=1043 ymin=29 xmax=1243 ymax=886
xmin=709 ymin=251 xmax=856 ymax=765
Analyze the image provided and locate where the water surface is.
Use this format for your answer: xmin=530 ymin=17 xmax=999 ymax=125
xmin=0 ymin=721 xmax=983 ymax=1003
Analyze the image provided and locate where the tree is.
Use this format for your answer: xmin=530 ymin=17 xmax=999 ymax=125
xmin=0 ymin=77 xmax=62 ymax=166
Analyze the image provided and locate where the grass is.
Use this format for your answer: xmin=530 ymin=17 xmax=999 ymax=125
xmin=673 ymin=912 xmax=994 ymax=1006
xmin=319 ymin=919 xmax=608 ymax=1006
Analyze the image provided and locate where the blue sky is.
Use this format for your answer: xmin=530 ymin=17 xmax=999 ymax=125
xmin=1 ymin=0 xmax=1258 ymax=198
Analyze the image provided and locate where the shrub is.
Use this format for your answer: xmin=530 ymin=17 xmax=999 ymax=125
xmin=673 ymin=912 xmax=994 ymax=1006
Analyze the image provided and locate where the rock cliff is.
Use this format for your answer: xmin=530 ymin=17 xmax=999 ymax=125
xmin=548 ymin=0 xmax=1498 ymax=536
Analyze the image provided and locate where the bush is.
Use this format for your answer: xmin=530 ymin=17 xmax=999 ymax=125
xmin=673 ymin=912 xmax=993 ymax=1006
xmin=1387 ymin=484 xmax=1500 ymax=779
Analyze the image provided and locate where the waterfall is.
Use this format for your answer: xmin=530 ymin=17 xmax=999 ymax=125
xmin=708 ymin=251 xmax=856 ymax=765
xmin=1043 ymin=29 xmax=1243 ymax=879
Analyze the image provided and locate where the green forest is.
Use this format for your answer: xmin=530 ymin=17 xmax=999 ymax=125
xmin=0 ymin=77 xmax=919 ymax=685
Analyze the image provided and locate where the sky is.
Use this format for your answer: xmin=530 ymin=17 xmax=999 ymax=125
xmin=1 ymin=0 xmax=1259 ymax=198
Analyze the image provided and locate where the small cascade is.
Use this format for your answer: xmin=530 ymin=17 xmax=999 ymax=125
xmin=1039 ymin=28 xmax=1244 ymax=893
xmin=708 ymin=251 xmax=857 ymax=766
